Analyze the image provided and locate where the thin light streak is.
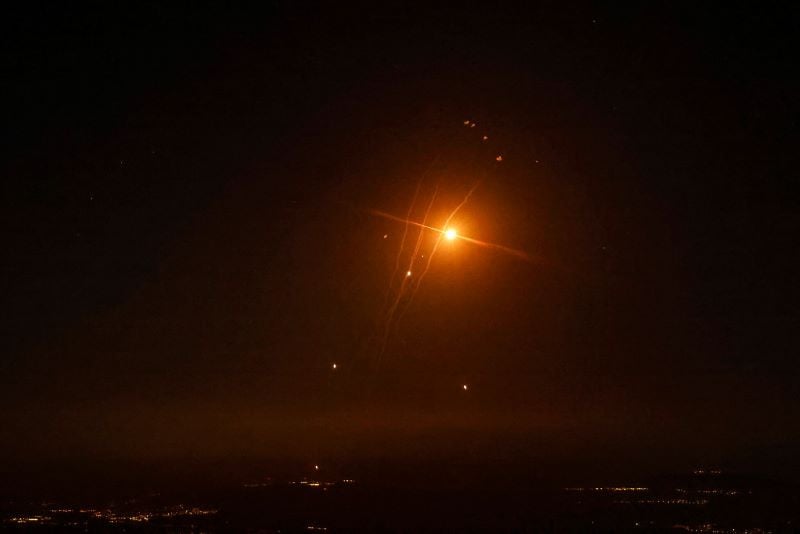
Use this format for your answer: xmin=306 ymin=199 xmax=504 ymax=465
xmin=366 ymin=207 xmax=534 ymax=263
xmin=384 ymin=179 xmax=423 ymax=305
xmin=401 ymin=177 xmax=486 ymax=311
xmin=376 ymin=186 xmax=439 ymax=363
xmin=367 ymin=208 xmax=441 ymax=233
xmin=457 ymin=234 xmax=535 ymax=263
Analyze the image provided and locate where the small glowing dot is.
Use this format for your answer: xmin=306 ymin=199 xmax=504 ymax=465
xmin=463 ymin=384 xmax=468 ymax=391
xmin=383 ymin=234 xmax=388 ymax=239
xmin=482 ymin=135 xmax=488 ymax=141
xmin=406 ymin=270 xmax=412 ymax=277
xmin=469 ymin=122 xmax=476 ymax=128
xmin=496 ymin=155 xmax=503 ymax=162
xmin=332 ymin=363 xmax=337 ymax=369
xmin=463 ymin=120 xmax=470 ymax=125
xmin=314 ymin=465 xmax=319 ymax=470
xmin=444 ymin=229 xmax=457 ymax=241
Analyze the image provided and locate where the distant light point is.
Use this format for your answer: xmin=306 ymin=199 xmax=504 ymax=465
xmin=406 ymin=270 xmax=412 ymax=277
xmin=463 ymin=384 xmax=468 ymax=391
xmin=444 ymin=229 xmax=457 ymax=241
xmin=482 ymin=135 xmax=489 ymax=141
xmin=314 ymin=465 xmax=319 ymax=471
xmin=332 ymin=363 xmax=337 ymax=370
xmin=495 ymin=155 xmax=503 ymax=162
xmin=383 ymin=234 xmax=388 ymax=239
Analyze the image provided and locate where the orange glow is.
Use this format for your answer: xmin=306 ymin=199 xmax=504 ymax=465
xmin=463 ymin=384 xmax=468 ymax=391
xmin=365 ymin=208 xmax=535 ymax=263
xmin=444 ymin=229 xmax=457 ymax=241
xmin=406 ymin=270 xmax=412 ymax=277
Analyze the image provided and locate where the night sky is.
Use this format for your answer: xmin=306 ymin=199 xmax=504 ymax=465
xmin=2 ymin=3 xmax=799 ymax=492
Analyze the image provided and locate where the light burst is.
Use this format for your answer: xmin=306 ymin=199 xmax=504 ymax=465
xmin=362 ymin=118 xmax=526 ymax=366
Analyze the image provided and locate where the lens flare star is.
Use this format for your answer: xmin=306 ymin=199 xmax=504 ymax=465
xmin=365 ymin=208 xmax=533 ymax=263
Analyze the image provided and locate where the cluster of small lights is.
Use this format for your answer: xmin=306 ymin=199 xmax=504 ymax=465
xmin=615 ymin=498 xmax=709 ymax=506
xmin=7 ymin=516 xmax=51 ymax=524
xmin=463 ymin=119 xmax=502 ymax=160
xmin=676 ymin=488 xmax=746 ymax=496
xmin=565 ymin=487 xmax=649 ymax=492
xmin=108 ymin=513 xmax=151 ymax=524
xmin=693 ymin=468 xmax=723 ymax=475
xmin=287 ymin=478 xmax=349 ymax=490
xmin=5 ymin=506 xmax=218 ymax=527
xmin=673 ymin=523 xmax=770 ymax=534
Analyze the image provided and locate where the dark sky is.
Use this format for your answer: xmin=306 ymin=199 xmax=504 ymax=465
xmin=2 ymin=3 xmax=799 ymax=490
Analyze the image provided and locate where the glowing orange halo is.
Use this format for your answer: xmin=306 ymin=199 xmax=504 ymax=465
xmin=365 ymin=207 xmax=534 ymax=263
